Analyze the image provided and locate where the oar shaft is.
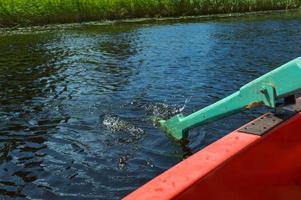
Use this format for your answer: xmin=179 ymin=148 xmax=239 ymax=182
xmin=160 ymin=57 xmax=301 ymax=141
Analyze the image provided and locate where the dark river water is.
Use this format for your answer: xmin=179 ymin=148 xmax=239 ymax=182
xmin=0 ymin=10 xmax=301 ymax=200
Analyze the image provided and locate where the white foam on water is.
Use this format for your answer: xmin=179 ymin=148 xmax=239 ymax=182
xmin=102 ymin=114 xmax=144 ymax=135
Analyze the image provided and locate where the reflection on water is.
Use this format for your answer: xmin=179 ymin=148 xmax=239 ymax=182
xmin=0 ymin=10 xmax=301 ymax=199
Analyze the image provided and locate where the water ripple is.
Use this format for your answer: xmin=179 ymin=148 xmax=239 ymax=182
xmin=0 ymin=11 xmax=301 ymax=199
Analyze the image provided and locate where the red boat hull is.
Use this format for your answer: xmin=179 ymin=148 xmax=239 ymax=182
xmin=125 ymin=111 xmax=301 ymax=200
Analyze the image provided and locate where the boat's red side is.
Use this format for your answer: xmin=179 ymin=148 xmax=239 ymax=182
xmin=124 ymin=111 xmax=301 ymax=200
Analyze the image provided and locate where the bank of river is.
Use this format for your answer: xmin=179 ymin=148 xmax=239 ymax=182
xmin=0 ymin=10 xmax=301 ymax=199
xmin=0 ymin=0 xmax=300 ymax=27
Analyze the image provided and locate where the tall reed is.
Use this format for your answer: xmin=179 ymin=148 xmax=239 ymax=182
xmin=0 ymin=0 xmax=300 ymax=27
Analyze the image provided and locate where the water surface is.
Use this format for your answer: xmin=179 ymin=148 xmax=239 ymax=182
xmin=0 ymin=10 xmax=301 ymax=199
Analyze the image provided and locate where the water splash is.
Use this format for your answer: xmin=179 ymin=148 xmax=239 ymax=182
xmin=142 ymin=97 xmax=191 ymax=120
xmin=102 ymin=114 xmax=144 ymax=136
xmin=178 ymin=97 xmax=192 ymax=113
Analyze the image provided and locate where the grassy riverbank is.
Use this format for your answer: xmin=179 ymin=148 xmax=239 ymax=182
xmin=0 ymin=0 xmax=300 ymax=27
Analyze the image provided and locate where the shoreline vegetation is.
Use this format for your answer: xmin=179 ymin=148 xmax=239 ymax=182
xmin=0 ymin=0 xmax=301 ymax=27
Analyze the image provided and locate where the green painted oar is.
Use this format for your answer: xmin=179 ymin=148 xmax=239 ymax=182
xmin=159 ymin=57 xmax=301 ymax=141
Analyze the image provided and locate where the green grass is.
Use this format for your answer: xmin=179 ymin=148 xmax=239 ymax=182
xmin=0 ymin=0 xmax=301 ymax=27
